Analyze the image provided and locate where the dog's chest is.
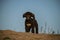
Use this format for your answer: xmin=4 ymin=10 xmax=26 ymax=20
xmin=26 ymin=23 xmax=31 ymax=27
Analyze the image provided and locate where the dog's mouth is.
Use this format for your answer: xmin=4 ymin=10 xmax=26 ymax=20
xmin=26 ymin=24 xmax=31 ymax=27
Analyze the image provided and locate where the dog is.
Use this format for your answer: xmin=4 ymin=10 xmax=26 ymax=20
xmin=23 ymin=12 xmax=38 ymax=34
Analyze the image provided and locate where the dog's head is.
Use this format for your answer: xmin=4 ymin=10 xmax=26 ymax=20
xmin=23 ymin=12 xmax=35 ymax=20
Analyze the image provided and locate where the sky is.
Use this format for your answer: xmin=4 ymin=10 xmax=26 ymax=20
xmin=0 ymin=0 xmax=60 ymax=34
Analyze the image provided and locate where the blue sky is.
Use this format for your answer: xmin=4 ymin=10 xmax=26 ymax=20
xmin=0 ymin=0 xmax=60 ymax=34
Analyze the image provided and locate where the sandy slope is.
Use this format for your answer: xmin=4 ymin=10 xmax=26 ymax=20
xmin=0 ymin=30 xmax=60 ymax=40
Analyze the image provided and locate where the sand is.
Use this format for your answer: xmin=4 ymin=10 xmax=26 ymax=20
xmin=0 ymin=30 xmax=60 ymax=40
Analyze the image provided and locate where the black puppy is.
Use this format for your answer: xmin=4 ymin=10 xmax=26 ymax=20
xmin=23 ymin=12 xmax=38 ymax=34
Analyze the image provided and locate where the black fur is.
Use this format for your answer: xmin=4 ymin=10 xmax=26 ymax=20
xmin=23 ymin=12 xmax=38 ymax=34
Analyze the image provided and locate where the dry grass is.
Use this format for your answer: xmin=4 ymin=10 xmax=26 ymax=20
xmin=0 ymin=30 xmax=60 ymax=40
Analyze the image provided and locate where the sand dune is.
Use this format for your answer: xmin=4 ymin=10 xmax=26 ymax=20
xmin=0 ymin=30 xmax=60 ymax=40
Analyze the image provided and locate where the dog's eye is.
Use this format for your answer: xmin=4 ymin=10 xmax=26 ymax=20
xmin=31 ymin=17 xmax=33 ymax=19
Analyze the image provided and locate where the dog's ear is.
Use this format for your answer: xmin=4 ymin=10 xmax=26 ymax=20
xmin=23 ymin=13 xmax=26 ymax=18
xmin=23 ymin=13 xmax=27 ymax=18
xmin=23 ymin=12 xmax=29 ymax=18
xmin=31 ymin=14 xmax=35 ymax=20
